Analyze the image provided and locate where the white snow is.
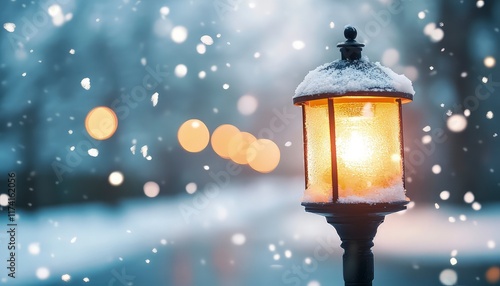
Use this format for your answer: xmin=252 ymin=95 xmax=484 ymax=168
xmin=292 ymin=40 xmax=305 ymax=50
xmin=36 ymin=267 xmax=50 ymax=280
xmin=0 ymin=194 xmax=8 ymax=206
xmin=231 ymin=233 xmax=246 ymax=245
xmin=200 ymin=35 xmax=214 ymax=45
xmin=140 ymin=145 xmax=148 ymax=157
xmin=3 ymin=22 xmax=16 ymax=32
xmin=440 ymin=190 xmax=450 ymax=200
xmin=432 ymin=164 xmax=441 ymax=174
xmin=151 ymin=92 xmax=159 ymax=106
xmin=28 ymin=242 xmax=41 ymax=255
xmin=185 ymin=182 xmax=197 ymax=194
xmin=294 ymin=57 xmax=415 ymax=99
xmin=171 ymin=26 xmax=188 ymax=43
xmin=175 ymin=64 xmax=187 ymax=78
xmin=486 ymin=111 xmax=494 ymax=119
xmin=303 ymin=180 xmax=407 ymax=204
xmin=196 ymin=44 xmax=206 ymax=54
xmin=439 ymin=269 xmax=457 ymax=285
xmin=80 ymin=78 xmax=91 ymax=90
xmin=88 ymin=148 xmax=98 ymax=157
xmin=464 ymin=191 xmax=475 ymax=204
xmin=159 ymin=6 xmax=170 ymax=16
xmin=61 ymin=274 xmax=71 ymax=282
xmin=447 ymin=114 xmax=467 ymax=132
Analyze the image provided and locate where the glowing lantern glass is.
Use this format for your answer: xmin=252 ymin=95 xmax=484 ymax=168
xmin=294 ymin=26 xmax=414 ymax=204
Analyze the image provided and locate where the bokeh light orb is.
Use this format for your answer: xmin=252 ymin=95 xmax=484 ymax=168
xmin=247 ymin=139 xmax=281 ymax=173
xmin=61 ymin=274 xmax=71 ymax=282
xmin=486 ymin=266 xmax=500 ymax=283
xmin=0 ymin=194 xmax=9 ymax=207
xmin=231 ymin=233 xmax=246 ymax=245
xmin=28 ymin=242 xmax=41 ymax=255
xmin=484 ymin=56 xmax=496 ymax=68
xmin=171 ymin=26 xmax=188 ymax=43
xmin=439 ymin=269 xmax=458 ymax=285
xmin=108 ymin=171 xmax=124 ymax=186
xmin=185 ymin=182 xmax=197 ymax=194
xmin=143 ymin=181 xmax=160 ymax=198
xmin=446 ymin=114 xmax=467 ymax=133
xmin=178 ymin=119 xmax=210 ymax=153
xmin=228 ymin=132 xmax=256 ymax=164
xmin=211 ymin=124 xmax=240 ymax=159
xmin=175 ymin=64 xmax=188 ymax=78
xmin=36 ymin=267 xmax=50 ymax=280
xmin=85 ymin=106 xmax=118 ymax=140
xmin=237 ymin=95 xmax=258 ymax=115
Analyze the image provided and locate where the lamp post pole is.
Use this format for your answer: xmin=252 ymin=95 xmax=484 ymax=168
xmin=303 ymin=202 xmax=407 ymax=286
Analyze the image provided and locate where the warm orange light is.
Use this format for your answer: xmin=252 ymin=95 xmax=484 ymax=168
xmin=211 ymin=124 xmax=240 ymax=159
xmin=228 ymin=132 xmax=256 ymax=164
xmin=177 ymin=119 xmax=210 ymax=153
xmin=85 ymin=106 xmax=118 ymax=140
xmin=486 ymin=266 xmax=500 ymax=284
xmin=247 ymin=139 xmax=280 ymax=173
xmin=302 ymin=97 xmax=405 ymax=203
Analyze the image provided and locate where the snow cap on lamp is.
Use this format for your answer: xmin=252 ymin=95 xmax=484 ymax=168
xmin=294 ymin=25 xmax=415 ymax=104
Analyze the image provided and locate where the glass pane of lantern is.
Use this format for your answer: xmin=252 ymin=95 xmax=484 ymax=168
xmin=334 ymin=97 xmax=405 ymax=203
xmin=303 ymin=99 xmax=332 ymax=202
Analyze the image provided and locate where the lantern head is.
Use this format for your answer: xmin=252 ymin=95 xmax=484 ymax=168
xmin=294 ymin=26 xmax=415 ymax=204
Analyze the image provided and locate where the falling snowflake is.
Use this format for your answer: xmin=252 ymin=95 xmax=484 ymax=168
xmin=141 ymin=145 xmax=148 ymax=158
xmin=151 ymin=92 xmax=159 ymax=107
xmin=88 ymin=148 xmax=98 ymax=157
xmin=3 ymin=22 xmax=16 ymax=32
xmin=292 ymin=40 xmax=305 ymax=50
xmin=81 ymin=78 xmax=91 ymax=90
xmin=200 ymin=35 xmax=214 ymax=45
xmin=231 ymin=233 xmax=246 ymax=245
xmin=61 ymin=274 xmax=71 ymax=282
xmin=171 ymin=26 xmax=188 ymax=43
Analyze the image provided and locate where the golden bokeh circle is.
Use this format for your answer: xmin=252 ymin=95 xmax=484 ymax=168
xmin=85 ymin=106 xmax=118 ymax=140
xmin=211 ymin=124 xmax=240 ymax=159
xmin=228 ymin=132 xmax=256 ymax=165
xmin=247 ymin=139 xmax=280 ymax=173
xmin=177 ymin=119 xmax=210 ymax=153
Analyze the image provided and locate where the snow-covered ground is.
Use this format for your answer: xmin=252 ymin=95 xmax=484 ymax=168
xmin=7 ymin=177 xmax=500 ymax=285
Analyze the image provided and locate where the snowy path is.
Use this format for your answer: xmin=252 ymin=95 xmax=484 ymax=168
xmin=8 ymin=177 xmax=500 ymax=285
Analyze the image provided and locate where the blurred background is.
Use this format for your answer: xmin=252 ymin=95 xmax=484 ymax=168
xmin=0 ymin=0 xmax=499 ymax=285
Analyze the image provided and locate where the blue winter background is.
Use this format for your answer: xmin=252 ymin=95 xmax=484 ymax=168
xmin=1 ymin=0 xmax=500 ymax=285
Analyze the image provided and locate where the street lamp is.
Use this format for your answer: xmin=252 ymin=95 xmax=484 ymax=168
xmin=293 ymin=26 xmax=415 ymax=286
